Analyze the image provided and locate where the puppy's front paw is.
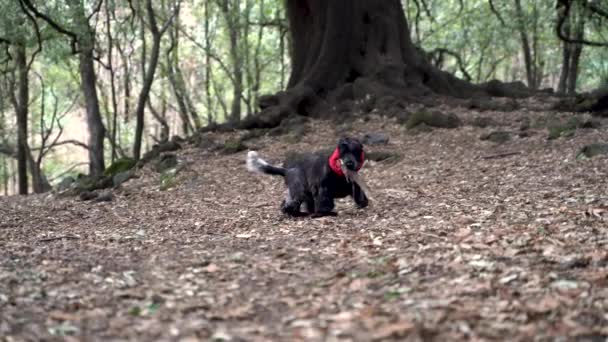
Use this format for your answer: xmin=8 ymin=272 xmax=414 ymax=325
xmin=311 ymin=211 xmax=338 ymax=218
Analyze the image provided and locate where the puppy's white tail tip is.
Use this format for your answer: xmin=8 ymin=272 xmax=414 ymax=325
xmin=246 ymin=150 xmax=263 ymax=173
xmin=247 ymin=150 xmax=259 ymax=160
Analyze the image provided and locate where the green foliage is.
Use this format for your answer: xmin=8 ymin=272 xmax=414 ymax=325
xmin=104 ymin=158 xmax=136 ymax=177
xmin=1 ymin=0 xmax=607 ymax=195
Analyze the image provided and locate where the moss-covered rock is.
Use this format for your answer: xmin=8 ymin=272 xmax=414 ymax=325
xmin=547 ymin=117 xmax=581 ymax=140
xmin=239 ymin=128 xmax=268 ymax=142
xmin=577 ymin=143 xmax=608 ymax=159
xmin=56 ymin=176 xmax=75 ymax=192
xmin=362 ymin=132 xmax=390 ymax=145
xmin=159 ymin=168 xmax=179 ymax=191
xmin=406 ymin=110 xmax=461 ymax=129
xmin=95 ymin=191 xmax=114 ymax=202
xmin=104 ymin=158 xmax=136 ymax=177
xmin=140 ymin=140 xmax=183 ymax=166
xmin=221 ymin=139 xmax=247 ymax=154
xmin=73 ymin=174 xmax=113 ymax=194
xmin=112 ymin=170 xmax=135 ymax=187
xmin=155 ymin=153 xmax=178 ymax=173
xmin=79 ymin=191 xmax=98 ymax=201
xmin=268 ymin=115 xmax=308 ymax=137
xmin=480 ymin=131 xmax=512 ymax=144
xmin=471 ymin=116 xmax=498 ymax=128
xmin=365 ymin=151 xmax=402 ymax=162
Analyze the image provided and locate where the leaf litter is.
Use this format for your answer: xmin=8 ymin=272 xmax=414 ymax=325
xmin=1 ymin=99 xmax=608 ymax=340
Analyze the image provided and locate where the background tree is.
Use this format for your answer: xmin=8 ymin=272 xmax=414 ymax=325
xmin=0 ymin=0 xmax=606 ymax=195
xmin=20 ymin=0 xmax=107 ymax=175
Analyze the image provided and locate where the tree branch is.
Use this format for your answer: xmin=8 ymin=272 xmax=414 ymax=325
xmin=488 ymin=0 xmax=506 ymax=26
xmin=18 ymin=0 xmax=79 ymax=53
xmin=556 ymin=0 xmax=608 ymax=47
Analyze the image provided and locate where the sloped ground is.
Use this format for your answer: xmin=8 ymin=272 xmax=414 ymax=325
xmin=2 ymin=99 xmax=608 ymax=341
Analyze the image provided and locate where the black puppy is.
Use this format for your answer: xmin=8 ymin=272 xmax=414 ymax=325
xmin=246 ymin=137 xmax=369 ymax=217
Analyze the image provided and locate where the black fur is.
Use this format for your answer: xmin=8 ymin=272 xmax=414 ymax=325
xmin=247 ymin=137 xmax=368 ymax=217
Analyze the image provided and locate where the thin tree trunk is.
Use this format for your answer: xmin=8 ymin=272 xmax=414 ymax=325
xmin=0 ymin=96 xmax=7 ymax=196
xmin=567 ymin=11 xmax=585 ymax=95
xmin=204 ymin=0 xmax=214 ymax=124
xmin=219 ymin=0 xmax=243 ymax=123
xmin=2 ymin=156 xmax=7 ymax=196
xmin=14 ymin=44 xmax=28 ymax=194
xmin=105 ymin=0 xmax=120 ymax=163
xmin=147 ymin=98 xmax=169 ymax=142
xmin=133 ymin=0 xmax=177 ymax=160
xmin=514 ymin=0 xmax=535 ymax=89
xmin=252 ymin=0 xmax=265 ymax=112
xmin=557 ymin=11 xmax=571 ymax=95
xmin=166 ymin=23 xmax=196 ymax=132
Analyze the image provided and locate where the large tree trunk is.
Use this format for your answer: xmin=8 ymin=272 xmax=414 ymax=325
xmin=240 ymin=0 xmax=489 ymax=129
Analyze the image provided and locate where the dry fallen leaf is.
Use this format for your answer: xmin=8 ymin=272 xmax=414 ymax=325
xmin=372 ymin=321 xmax=416 ymax=340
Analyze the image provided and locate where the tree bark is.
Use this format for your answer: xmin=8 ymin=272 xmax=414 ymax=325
xmin=238 ymin=0 xmax=495 ymax=130
xmin=566 ymin=12 xmax=585 ymax=95
xmin=105 ymin=0 xmax=120 ymax=163
xmin=79 ymin=47 xmax=106 ymax=175
xmin=204 ymin=0 xmax=214 ymax=125
xmin=133 ymin=0 xmax=176 ymax=160
xmin=14 ymin=44 xmax=29 ymax=195
xmin=514 ymin=0 xmax=536 ymax=89
xmin=218 ymin=0 xmax=243 ymax=123
xmin=0 ymin=86 xmax=8 ymax=195
xmin=557 ymin=14 xmax=571 ymax=94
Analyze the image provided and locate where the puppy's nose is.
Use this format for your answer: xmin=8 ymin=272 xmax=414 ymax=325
xmin=345 ymin=160 xmax=356 ymax=170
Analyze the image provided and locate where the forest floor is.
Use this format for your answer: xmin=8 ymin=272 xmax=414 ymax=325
xmin=2 ymin=97 xmax=608 ymax=341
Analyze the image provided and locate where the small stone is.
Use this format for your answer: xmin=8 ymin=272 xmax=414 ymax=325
xmin=577 ymin=143 xmax=608 ymax=159
xmin=480 ymin=131 xmax=512 ymax=144
xmin=113 ymin=170 xmax=135 ymax=187
xmin=155 ymin=154 xmax=178 ymax=173
xmin=95 ymin=191 xmax=114 ymax=202
xmin=362 ymin=132 xmax=389 ymax=145
xmin=56 ymin=177 xmax=75 ymax=192
xmin=471 ymin=116 xmax=497 ymax=128
xmin=79 ymin=191 xmax=98 ymax=201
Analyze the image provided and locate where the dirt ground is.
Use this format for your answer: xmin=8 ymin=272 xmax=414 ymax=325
xmin=2 ymin=99 xmax=608 ymax=341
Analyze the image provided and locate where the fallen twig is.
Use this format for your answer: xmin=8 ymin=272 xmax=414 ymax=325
xmin=481 ymin=151 xmax=521 ymax=160
xmin=38 ymin=235 xmax=80 ymax=242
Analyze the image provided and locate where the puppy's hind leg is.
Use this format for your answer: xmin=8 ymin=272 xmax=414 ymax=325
xmin=281 ymin=170 xmax=308 ymax=217
xmin=281 ymin=190 xmax=307 ymax=217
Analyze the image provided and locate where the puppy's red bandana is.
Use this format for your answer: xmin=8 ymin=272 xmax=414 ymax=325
xmin=329 ymin=148 xmax=364 ymax=176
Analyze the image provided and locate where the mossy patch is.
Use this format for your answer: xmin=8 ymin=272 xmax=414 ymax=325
xmin=104 ymin=158 xmax=136 ymax=177
xmin=547 ymin=117 xmax=581 ymax=140
xmin=577 ymin=143 xmax=608 ymax=160
xmin=221 ymin=139 xmax=247 ymax=154
xmin=405 ymin=110 xmax=461 ymax=129
xmin=365 ymin=151 xmax=402 ymax=163
xmin=159 ymin=168 xmax=179 ymax=191
xmin=154 ymin=153 xmax=178 ymax=173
